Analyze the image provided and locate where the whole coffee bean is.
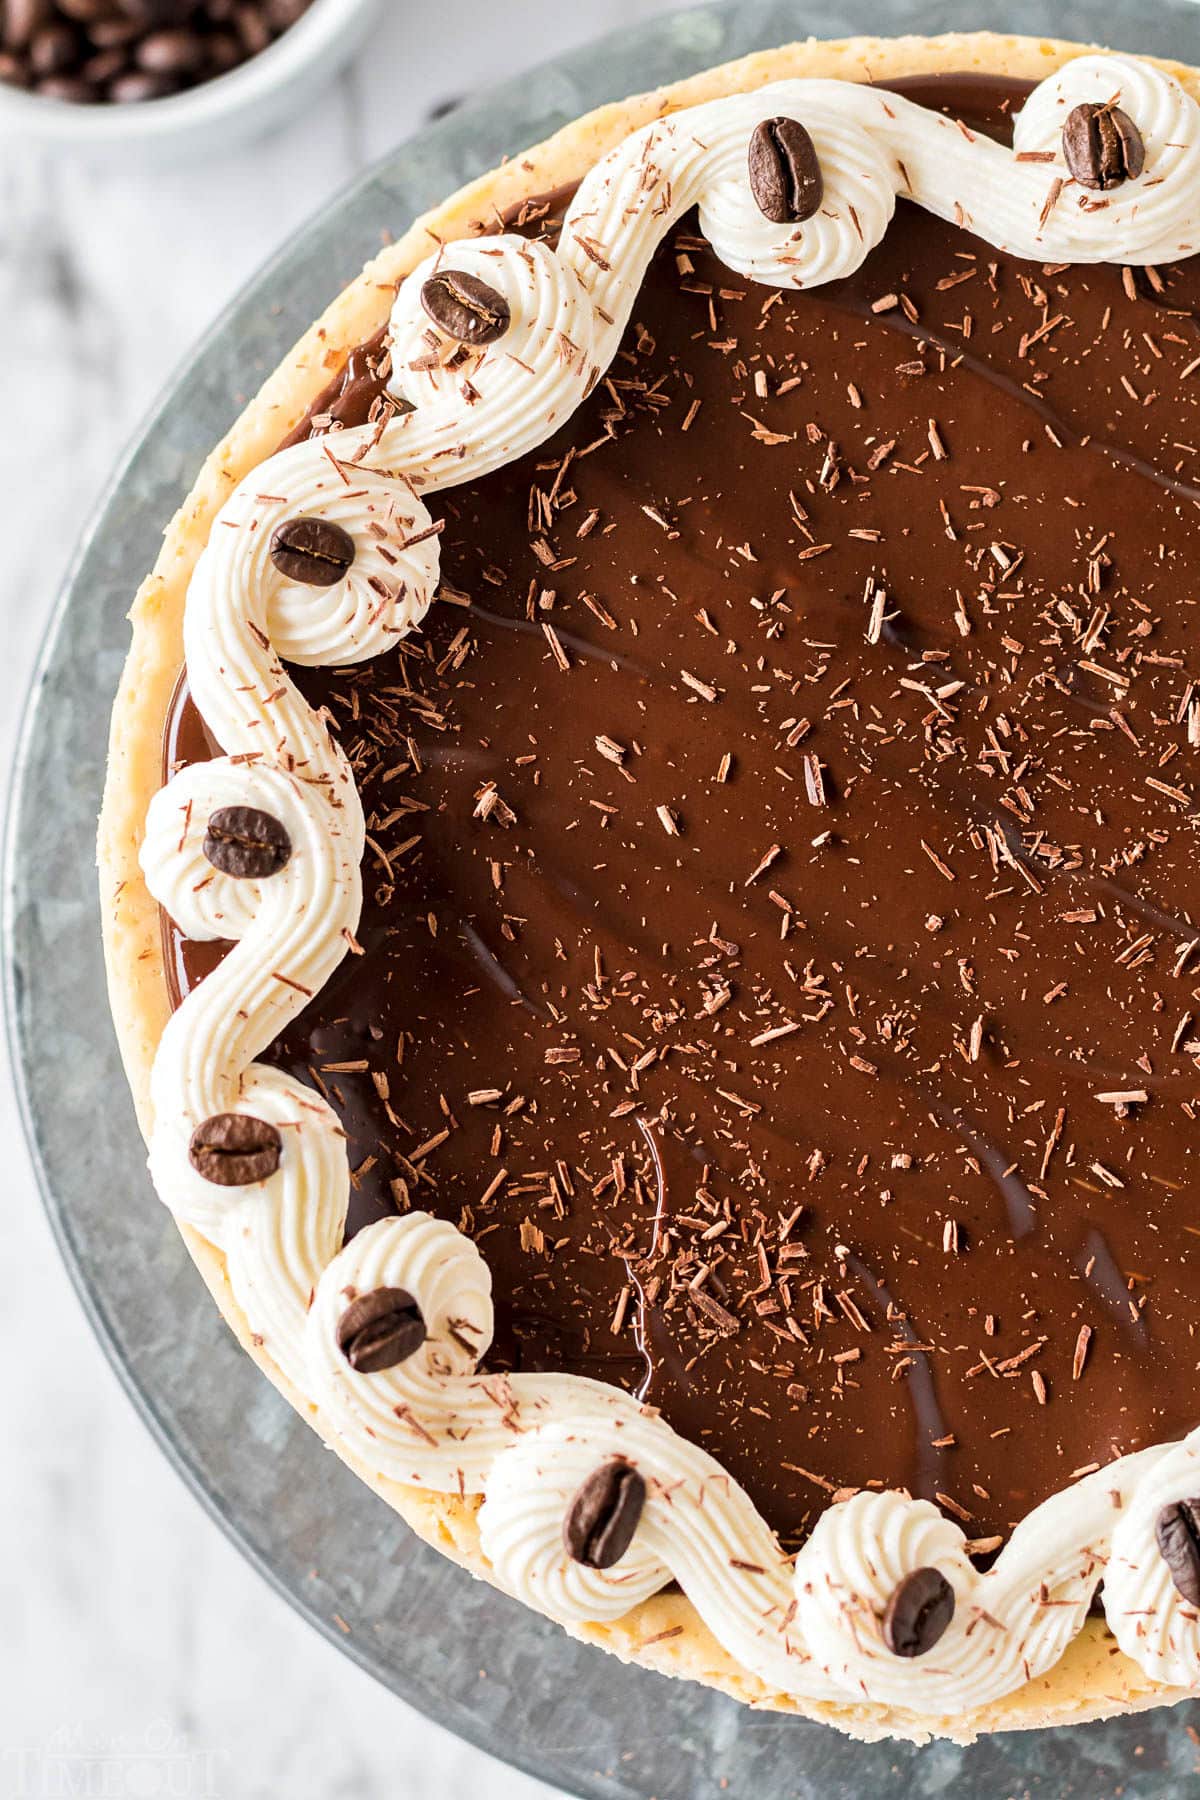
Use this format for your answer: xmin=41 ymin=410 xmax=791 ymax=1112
xmin=3 ymin=0 xmax=49 ymax=53
xmin=56 ymin=0 xmax=118 ymax=20
xmin=107 ymin=67 xmax=176 ymax=98
xmin=748 ymin=115 xmax=823 ymax=224
xmin=30 ymin=22 xmax=82 ymax=76
xmin=270 ymin=515 xmax=356 ymax=586
xmin=202 ymin=804 xmax=291 ymax=879
xmin=234 ymin=2 xmax=269 ymax=54
xmin=136 ymin=27 xmax=204 ymax=72
xmin=88 ymin=17 xmax=141 ymax=45
xmin=1155 ymin=1498 xmax=1200 ymax=1604
xmin=420 ymin=270 xmax=510 ymax=347
xmin=563 ymin=1459 xmax=646 ymax=1569
xmin=1062 ymin=101 xmax=1144 ymax=191
xmin=83 ymin=46 xmax=128 ymax=81
xmin=189 ymin=1112 xmax=282 ymax=1186
xmin=206 ymin=29 xmax=242 ymax=72
xmin=37 ymin=73 xmax=96 ymax=98
xmin=881 ymin=1566 xmax=955 ymax=1657
xmin=0 ymin=50 xmax=29 ymax=83
xmin=336 ymin=1288 xmax=427 ymax=1373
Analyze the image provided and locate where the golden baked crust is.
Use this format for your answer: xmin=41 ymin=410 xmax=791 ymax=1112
xmin=98 ymin=31 xmax=1200 ymax=1742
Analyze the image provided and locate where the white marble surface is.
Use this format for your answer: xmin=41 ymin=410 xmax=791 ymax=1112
xmin=0 ymin=6 xmax=681 ymax=1796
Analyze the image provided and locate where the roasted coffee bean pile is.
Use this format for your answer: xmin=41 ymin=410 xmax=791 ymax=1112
xmin=0 ymin=0 xmax=313 ymax=104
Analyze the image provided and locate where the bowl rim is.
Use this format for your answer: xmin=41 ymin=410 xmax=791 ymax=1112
xmin=0 ymin=0 xmax=379 ymax=141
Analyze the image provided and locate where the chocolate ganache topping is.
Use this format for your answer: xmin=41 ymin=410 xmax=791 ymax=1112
xmin=164 ymin=73 xmax=1200 ymax=1551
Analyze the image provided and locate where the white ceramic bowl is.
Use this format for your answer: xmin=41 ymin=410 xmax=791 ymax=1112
xmin=0 ymin=0 xmax=382 ymax=160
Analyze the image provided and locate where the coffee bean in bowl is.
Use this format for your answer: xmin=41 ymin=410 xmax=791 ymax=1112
xmin=1 ymin=0 xmax=317 ymax=104
xmin=0 ymin=0 xmax=378 ymax=153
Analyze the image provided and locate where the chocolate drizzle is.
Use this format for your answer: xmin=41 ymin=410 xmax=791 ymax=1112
xmin=161 ymin=74 xmax=1200 ymax=1548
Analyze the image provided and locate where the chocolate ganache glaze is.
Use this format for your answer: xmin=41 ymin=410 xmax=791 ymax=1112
xmin=164 ymin=73 xmax=1200 ymax=1550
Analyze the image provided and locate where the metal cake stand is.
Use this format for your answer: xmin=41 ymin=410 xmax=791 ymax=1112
xmin=9 ymin=2 xmax=1200 ymax=1793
